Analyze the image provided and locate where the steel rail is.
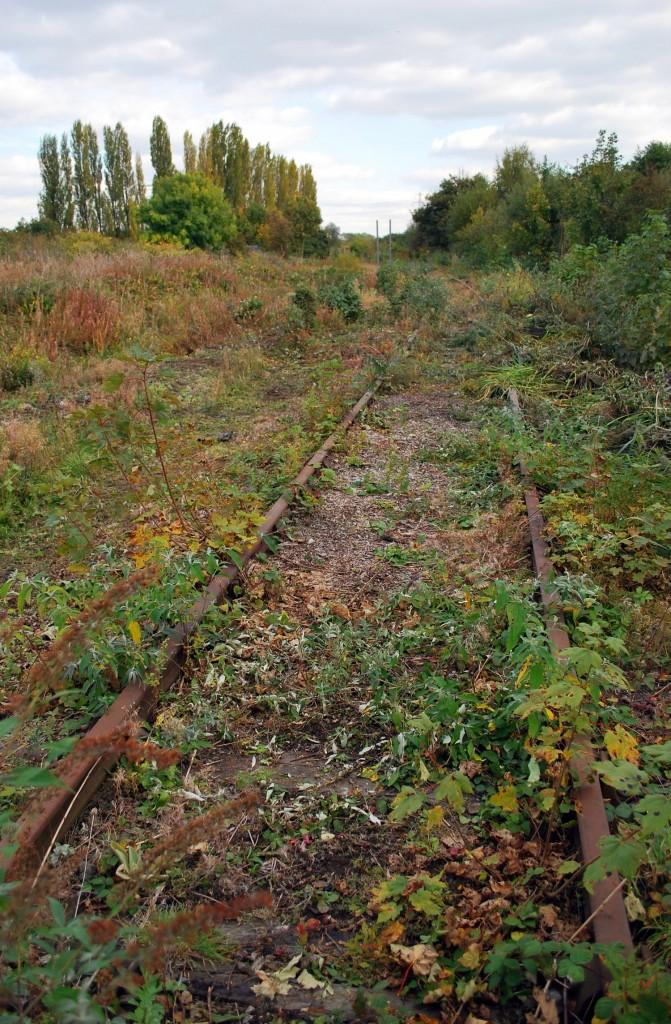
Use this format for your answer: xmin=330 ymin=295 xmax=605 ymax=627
xmin=8 ymin=380 xmax=381 ymax=877
xmin=509 ymin=388 xmax=633 ymax=997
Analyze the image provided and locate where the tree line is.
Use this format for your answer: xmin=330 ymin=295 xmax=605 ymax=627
xmin=411 ymin=131 xmax=671 ymax=267
xmin=36 ymin=116 xmax=325 ymax=253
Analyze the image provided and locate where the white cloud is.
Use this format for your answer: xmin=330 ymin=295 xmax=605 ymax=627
xmin=432 ymin=126 xmax=501 ymax=153
xmin=0 ymin=1 xmax=670 ymax=231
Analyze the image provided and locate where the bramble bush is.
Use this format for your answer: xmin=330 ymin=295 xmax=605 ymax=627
xmin=550 ymin=213 xmax=671 ymax=367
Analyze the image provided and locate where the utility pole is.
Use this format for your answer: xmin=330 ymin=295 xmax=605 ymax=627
xmin=388 ymin=219 xmax=392 ymax=263
xmin=375 ymin=220 xmax=380 ymax=265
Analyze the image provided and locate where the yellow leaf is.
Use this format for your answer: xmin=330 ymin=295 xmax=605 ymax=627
xmin=380 ymin=921 xmax=405 ymax=945
xmin=516 ymin=655 xmax=532 ymax=687
xmin=489 ymin=785 xmax=519 ymax=814
xmin=425 ymin=806 xmax=445 ymax=832
xmin=459 ymin=943 xmax=481 ymax=970
xmin=604 ymin=725 xmax=639 ymax=764
xmin=128 ymin=620 xmax=142 ymax=645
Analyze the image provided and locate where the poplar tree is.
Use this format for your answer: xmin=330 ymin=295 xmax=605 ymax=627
xmin=103 ymin=122 xmax=134 ymax=235
xmin=37 ymin=134 xmax=64 ymax=226
xmin=87 ymin=127 xmax=105 ymax=232
xmin=135 ymin=154 xmax=146 ymax=202
xmin=250 ymin=144 xmax=266 ymax=205
xmin=71 ymin=120 xmax=92 ymax=229
xmin=150 ymin=116 xmax=175 ymax=180
xmin=60 ymin=133 xmax=74 ymax=229
xmin=183 ymin=131 xmax=197 ymax=174
xmin=263 ymin=146 xmax=277 ymax=209
xmin=299 ymin=164 xmax=317 ymax=204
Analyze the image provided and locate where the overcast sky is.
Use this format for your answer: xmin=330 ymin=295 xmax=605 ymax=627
xmin=1 ymin=1 xmax=671 ymax=232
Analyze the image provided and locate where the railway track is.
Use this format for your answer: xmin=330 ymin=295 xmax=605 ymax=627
xmin=4 ymin=376 xmax=639 ymax=1020
xmin=8 ymin=381 xmax=381 ymax=875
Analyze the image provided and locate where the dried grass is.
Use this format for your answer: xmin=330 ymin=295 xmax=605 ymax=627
xmin=0 ymin=416 xmax=46 ymax=472
xmin=44 ymin=288 xmax=120 ymax=356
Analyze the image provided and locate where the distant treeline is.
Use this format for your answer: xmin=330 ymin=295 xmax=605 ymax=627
xmin=412 ymin=131 xmax=671 ymax=266
xmin=34 ymin=117 xmax=326 ymax=253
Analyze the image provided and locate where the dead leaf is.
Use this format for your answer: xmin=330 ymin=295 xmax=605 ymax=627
xmin=390 ymin=942 xmax=439 ymax=976
xmin=380 ymin=921 xmax=405 ymax=944
xmin=251 ymin=971 xmax=292 ymax=1000
xmin=297 ymin=969 xmax=327 ymax=990
xmin=330 ymin=602 xmax=351 ymax=620
xmin=251 ymin=954 xmax=302 ymax=1000
xmin=530 ymin=988 xmax=559 ymax=1024
xmin=539 ymin=904 xmax=559 ymax=929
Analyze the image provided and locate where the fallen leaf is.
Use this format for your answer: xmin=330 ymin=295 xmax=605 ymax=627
xmin=530 ymin=987 xmax=559 ymax=1024
xmin=390 ymin=942 xmax=439 ymax=976
xmin=330 ymin=602 xmax=351 ymax=620
xmin=459 ymin=943 xmax=481 ymax=970
xmin=380 ymin=921 xmax=405 ymax=944
xmin=539 ymin=904 xmax=559 ymax=929
xmin=297 ymin=969 xmax=326 ymax=990
xmin=251 ymin=972 xmax=292 ymax=1000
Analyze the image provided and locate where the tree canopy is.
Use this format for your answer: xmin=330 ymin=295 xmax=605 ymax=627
xmin=139 ymin=173 xmax=237 ymax=249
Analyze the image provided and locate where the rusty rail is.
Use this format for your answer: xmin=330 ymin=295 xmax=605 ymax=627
xmin=9 ymin=381 xmax=381 ymax=876
xmin=509 ymin=388 xmax=633 ymax=991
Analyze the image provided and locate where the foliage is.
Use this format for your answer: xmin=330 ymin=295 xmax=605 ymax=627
xmin=292 ymin=283 xmax=318 ymax=327
xmin=412 ymin=131 xmax=671 ymax=278
xmin=550 ymin=212 xmax=671 ymax=367
xmin=318 ymin=277 xmax=363 ymax=322
xmin=139 ymin=173 xmax=238 ymax=250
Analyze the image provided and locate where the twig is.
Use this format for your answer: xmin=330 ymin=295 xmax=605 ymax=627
xmin=74 ymin=808 xmax=96 ymax=917
xmin=140 ymin=363 xmax=192 ymax=536
xmin=31 ymin=757 xmax=103 ymax=887
xmin=567 ymin=876 xmax=627 ymax=943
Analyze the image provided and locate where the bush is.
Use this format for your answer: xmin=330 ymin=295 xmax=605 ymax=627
xmin=233 ymin=297 xmax=263 ymax=322
xmin=318 ymin=278 xmax=363 ymax=322
xmin=292 ymin=284 xmax=317 ymax=328
xmin=551 ymin=213 xmax=671 ymax=367
xmin=0 ymin=358 xmax=34 ymax=392
xmin=139 ymin=174 xmax=237 ymax=251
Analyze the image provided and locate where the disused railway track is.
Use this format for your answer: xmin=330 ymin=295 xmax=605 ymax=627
xmin=8 ymin=381 xmax=381 ymax=875
xmin=510 ymin=387 xmax=633 ymax=1006
xmin=5 ymin=379 xmax=636 ymax=1017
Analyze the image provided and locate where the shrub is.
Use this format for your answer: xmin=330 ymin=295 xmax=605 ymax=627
xmin=292 ymin=284 xmax=317 ymax=328
xmin=0 ymin=358 xmax=34 ymax=392
xmin=551 ymin=213 xmax=671 ymax=367
xmin=139 ymin=173 xmax=238 ymax=251
xmin=318 ymin=278 xmax=363 ymax=322
xmin=233 ymin=297 xmax=263 ymax=323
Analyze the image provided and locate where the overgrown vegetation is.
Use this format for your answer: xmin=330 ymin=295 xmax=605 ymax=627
xmin=1 ymin=233 xmax=670 ymax=1022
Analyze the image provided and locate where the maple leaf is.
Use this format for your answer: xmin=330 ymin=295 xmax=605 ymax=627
xmin=390 ymin=942 xmax=439 ymax=976
xmin=489 ymin=784 xmax=519 ymax=813
xmin=409 ymin=887 xmax=443 ymax=916
xmin=459 ymin=943 xmax=481 ymax=969
xmin=251 ymin=971 xmax=292 ymax=999
xmin=604 ymin=724 xmax=639 ymax=764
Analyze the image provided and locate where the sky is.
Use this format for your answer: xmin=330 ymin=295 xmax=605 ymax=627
xmin=1 ymin=1 xmax=671 ymax=233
